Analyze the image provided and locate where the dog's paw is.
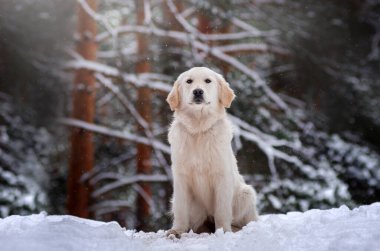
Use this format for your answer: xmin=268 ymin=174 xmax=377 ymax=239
xmin=166 ymin=229 xmax=183 ymax=239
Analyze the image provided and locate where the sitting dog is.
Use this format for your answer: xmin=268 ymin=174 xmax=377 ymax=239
xmin=166 ymin=67 xmax=258 ymax=238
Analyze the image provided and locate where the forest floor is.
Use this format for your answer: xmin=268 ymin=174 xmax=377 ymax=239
xmin=0 ymin=203 xmax=379 ymax=251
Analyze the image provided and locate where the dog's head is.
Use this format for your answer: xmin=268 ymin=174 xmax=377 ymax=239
xmin=166 ymin=67 xmax=235 ymax=112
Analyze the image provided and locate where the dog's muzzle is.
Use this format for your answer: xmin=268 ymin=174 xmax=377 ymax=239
xmin=193 ymin=88 xmax=204 ymax=104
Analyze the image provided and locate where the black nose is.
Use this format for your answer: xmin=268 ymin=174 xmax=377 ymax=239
xmin=193 ymin=89 xmax=204 ymax=96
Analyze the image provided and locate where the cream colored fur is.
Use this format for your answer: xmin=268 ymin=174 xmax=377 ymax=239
xmin=166 ymin=67 xmax=258 ymax=238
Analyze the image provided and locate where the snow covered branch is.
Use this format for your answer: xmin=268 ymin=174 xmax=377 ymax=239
xmin=216 ymin=43 xmax=290 ymax=56
xmin=66 ymin=59 xmax=120 ymax=77
xmin=92 ymin=174 xmax=170 ymax=198
xmin=95 ymin=74 xmax=172 ymax=176
xmin=95 ymin=6 xmax=290 ymax=112
xmin=65 ymin=59 xmax=172 ymax=93
xmin=59 ymin=118 xmax=171 ymax=154
xmin=77 ymin=0 xmax=115 ymax=38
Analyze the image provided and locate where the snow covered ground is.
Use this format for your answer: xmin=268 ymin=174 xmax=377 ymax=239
xmin=0 ymin=203 xmax=379 ymax=251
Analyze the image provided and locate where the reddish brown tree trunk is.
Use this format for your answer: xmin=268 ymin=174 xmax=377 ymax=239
xmin=197 ymin=9 xmax=214 ymax=58
xmin=164 ymin=0 xmax=183 ymax=31
xmin=67 ymin=0 xmax=97 ymax=218
xmin=218 ymin=23 xmax=232 ymax=75
xmin=198 ymin=11 xmax=213 ymax=35
xmin=198 ymin=11 xmax=232 ymax=74
xmin=136 ymin=0 xmax=152 ymax=231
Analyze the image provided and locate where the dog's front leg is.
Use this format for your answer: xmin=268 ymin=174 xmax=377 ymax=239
xmin=214 ymin=177 xmax=233 ymax=232
xmin=167 ymin=176 xmax=190 ymax=238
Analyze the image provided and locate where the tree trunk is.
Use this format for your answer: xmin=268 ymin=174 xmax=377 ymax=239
xmin=217 ymin=23 xmax=232 ymax=75
xmin=198 ymin=10 xmax=231 ymax=74
xmin=135 ymin=0 xmax=152 ymax=231
xmin=198 ymin=10 xmax=213 ymax=35
xmin=162 ymin=0 xmax=184 ymax=75
xmin=67 ymin=0 xmax=97 ymax=218
xmin=197 ymin=9 xmax=214 ymax=58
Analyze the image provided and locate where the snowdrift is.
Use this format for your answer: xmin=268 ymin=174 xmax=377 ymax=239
xmin=0 ymin=203 xmax=379 ymax=251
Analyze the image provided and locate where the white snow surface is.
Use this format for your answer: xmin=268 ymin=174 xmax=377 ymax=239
xmin=1 ymin=203 xmax=380 ymax=251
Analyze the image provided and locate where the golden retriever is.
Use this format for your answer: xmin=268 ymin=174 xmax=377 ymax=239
xmin=165 ymin=67 xmax=258 ymax=238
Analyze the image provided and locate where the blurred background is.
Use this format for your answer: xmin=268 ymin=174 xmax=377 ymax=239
xmin=0 ymin=0 xmax=380 ymax=231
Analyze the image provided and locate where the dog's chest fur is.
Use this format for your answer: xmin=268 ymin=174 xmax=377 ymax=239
xmin=169 ymin=118 xmax=233 ymax=212
xmin=170 ymin=119 xmax=228 ymax=171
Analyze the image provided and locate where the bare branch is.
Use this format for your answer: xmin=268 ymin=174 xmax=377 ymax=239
xmin=92 ymin=174 xmax=170 ymax=198
xmin=95 ymin=74 xmax=172 ymax=177
xmin=167 ymin=0 xmax=199 ymax=34
xmin=96 ymin=73 xmax=149 ymax=129
xmin=82 ymin=151 xmax=136 ymax=183
xmin=77 ymin=0 xmax=115 ymax=37
xmin=59 ymin=118 xmax=171 ymax=154
xmin=133 ymin=184 xmax=157 ymax=216
xmin=66 ymin=59 xmax=120 ymax=77
xmin=65 ymin=59 xmax=172 ymax=92
xmin=216 ymin=43 xmax=290 ymax=56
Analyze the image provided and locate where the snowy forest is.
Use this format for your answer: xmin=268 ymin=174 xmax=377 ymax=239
xmin=0 ymin=0 xmax=380 ymax=232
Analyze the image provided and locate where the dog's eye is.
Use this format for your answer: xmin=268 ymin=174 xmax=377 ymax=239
xmin=186 ymin=79 xmax=193 ymax=84
xmin=205 ymin=79 xmax=211 ymax=83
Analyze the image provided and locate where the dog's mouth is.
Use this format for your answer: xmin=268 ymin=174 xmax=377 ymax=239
xmin=193 ymin=98 xmax=204 ymax=104
xmin=189 ymin=100 xmax=211 ymax=105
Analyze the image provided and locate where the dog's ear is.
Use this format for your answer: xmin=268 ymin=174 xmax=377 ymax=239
xmin=166 ymin=80 xmax=180 ymax=111
xmin=217 ymin=74 xmax=235 ymax=108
